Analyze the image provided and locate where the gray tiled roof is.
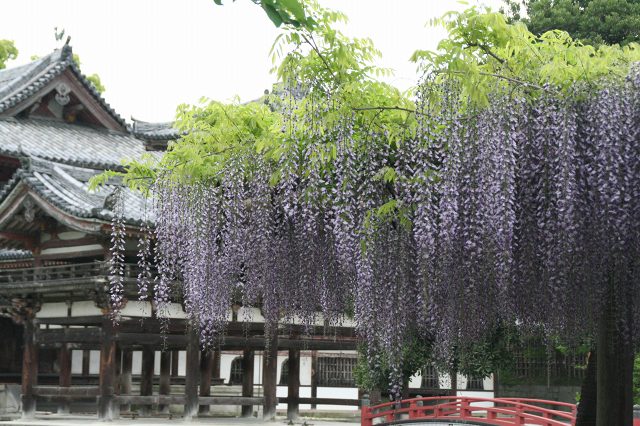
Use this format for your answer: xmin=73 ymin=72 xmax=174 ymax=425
xmin=132 ymin=119 xmax=180 ymax=140
xmin=1 ymin=157 xmax=154 ymax=226
xmin=0 ymin=118 xmax=161 ymax=169
xmin=0 ymin=249 xmax=32 ymax=261
xmin=0 ymin=45 xmax=127 ymax=129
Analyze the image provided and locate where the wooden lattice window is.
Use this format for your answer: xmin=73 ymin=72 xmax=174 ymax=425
xmin=317 ymin=356 xmax=357 ymax=387
xmin=279 ymin=359 xmax=289 ymax=385
xmin=229 ymin=356 xmax=243 ymax=385
xmin=421 ymin=364 xmax=440 ymax=389
xmin=466 ymin=376 xmax=484 ymax=390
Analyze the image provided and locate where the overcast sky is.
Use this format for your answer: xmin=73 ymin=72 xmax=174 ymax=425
xmin=2 ymin=0 xmax=501 ymax=123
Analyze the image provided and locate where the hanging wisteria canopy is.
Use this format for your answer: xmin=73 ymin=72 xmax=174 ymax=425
xmin=109 ymin=58 xmax=640 ymax=391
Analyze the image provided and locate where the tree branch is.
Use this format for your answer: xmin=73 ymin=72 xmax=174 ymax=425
xmin=352 ymin=106 xmax=419 ymax=114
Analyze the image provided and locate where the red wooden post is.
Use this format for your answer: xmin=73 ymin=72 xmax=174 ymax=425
xmin=514 ymin=405 xmax=525 ymax=425
xmin=361 ymin=404 xmax=372 ymax=426
xmin=460 ymin=398 xmax=470 ymax=419
xmin=408 ymin=400 xmax=416 ymax=419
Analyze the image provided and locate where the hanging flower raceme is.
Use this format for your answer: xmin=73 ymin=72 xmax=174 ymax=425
xmin=108 ymin=64 xmax=640 ymax=396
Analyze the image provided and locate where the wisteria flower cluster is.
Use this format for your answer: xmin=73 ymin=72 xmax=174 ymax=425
xmin=109 ymin=66 xmax=640 ymax=396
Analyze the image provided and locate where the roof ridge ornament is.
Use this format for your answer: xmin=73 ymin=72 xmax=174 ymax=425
xmin=54 ymin=82 xmax=71 ymax=106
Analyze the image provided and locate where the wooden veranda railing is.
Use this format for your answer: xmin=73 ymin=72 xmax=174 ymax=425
xmin=362 ymin=396 xmax=577 ymax=426
xmin=0 ymin=262 xmax=141 ymax=293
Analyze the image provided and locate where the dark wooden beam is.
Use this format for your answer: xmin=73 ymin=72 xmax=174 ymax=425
xmin=139 ymin=346 xmax=155 ymax=416
xmin=184 ymin=325 xmax=199 ymax=419
xmin=198 ymin=349 xmax=214 ymax=414
xmin=262 ymin=330 xmax=278 ymax=421
xmin=98 ymin=318 xmax=117 ymax=420
xmin=159 ymin=351 xmax=171 ymax=414
xmin=21 ymin=316 xmax=38 ymax=419
xmin=241 ymin=349 xmax=254 ymax=418
xmin=287 ymin=348 xmax=300 ymax=420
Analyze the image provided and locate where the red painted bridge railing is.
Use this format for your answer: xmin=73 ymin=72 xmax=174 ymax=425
xmin=361 ymin=396 xmax=577 ymax=426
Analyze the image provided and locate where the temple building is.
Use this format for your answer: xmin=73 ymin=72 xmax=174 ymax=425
xmin=0 ymin=46 xmax=495 ymax=420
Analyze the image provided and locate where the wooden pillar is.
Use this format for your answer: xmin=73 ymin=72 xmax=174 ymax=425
xmin=171 ymin=350 xmax=180 ymax=377
xmin=199 ymin=350 xmax=214 ymax=415
xmin=98 ymin=318 xmax=117 ymax=420
xmin=159 ymin=351 xmax=171 ymax=414
xmin=139 ymin=346 xmax=155 ymax=416
xmin=212 ymin=350 xmax=221 ymax=379
xmin=57 ymin=344 xmax=71 ymax=414
xmin=184 ymin=325 xmax=200 ymax=419
xmin=21 ymin=314 xmax=38 ymax=419
xmin=120 ymin=349 xmax=132 ymax=412
xmin=262 ymin=330 xmax=278 ymax=421
xmin=82 ymin=349 xmax=90 ymax=376
xmin=241 ymin=349 xmax=255 ymax=417
xmin=287 ymin=349 xmax=300 ymax=420
xmin=310 ymin=350 xmax=318 ymax=410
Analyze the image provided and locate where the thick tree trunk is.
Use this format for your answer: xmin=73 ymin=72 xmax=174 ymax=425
xmin=576 ymin=349 xmax=596 ymax=426
xmin=594 ymin=289 xmax=633 ymax=426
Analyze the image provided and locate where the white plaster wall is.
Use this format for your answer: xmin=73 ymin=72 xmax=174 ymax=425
xmin=41 ymin=244 xmax=102 ymax=256
xmin=409 ymin=372 xmax=421 ymax=388
xmin=71 ymin=301 xmax=101 ymax=317
xmin=89 ymin=350 xmax=100 ymax=375
xmin=163 ymin=303 xmax=187 ymax=319
xmin=178 ymin=350 xmax=186 ymax=376
xmin=120 ymin=301 xmax=152 ymax=318
xmin=220 ymin=353 xmax=237 ymax=384
xmin=317 ymin=387 xmax=359 ymax=411
xmin=237 ymin=307 xmax=264 ymax=323
xmin=36 ymin=302 xmax=68 ymax=318
xmin=276 ymin=385 xmax=312 ymax=410
xmin=300 ymin=355 xmax=312 ymax=386
xmin=71 ymin=350 xmax=83 ymax=374
xmin=132 ymin=351 xmax=142 ymax=375
xmin=58 ymin=231 xmax=86 ymax=240
xmin=154 ymin=351 xmax=161 ymax=375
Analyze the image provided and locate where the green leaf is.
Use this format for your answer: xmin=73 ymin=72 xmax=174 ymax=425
xmin=262 ymin=3 xmax=283 ymax=27
xmin=279 ymin=0 xmax=306 ymax=23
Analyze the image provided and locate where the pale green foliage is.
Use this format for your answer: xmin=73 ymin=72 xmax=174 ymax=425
xmin=271 ymin=1 xmax=393 ymax=89
xmin=72 ymin=53 xmax=105 ymax=94
xmin=0 ymin=40 xmax=18 ymax=69
xmin=113 ymin=1 xmax=413 ymax=195
xmin=412 ymin=7 xmax=640 ymax=105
